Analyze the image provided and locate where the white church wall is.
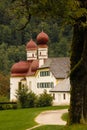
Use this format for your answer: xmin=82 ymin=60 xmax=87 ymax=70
xmin=52 ymin=92 xmax=70 ymax=106
xmin=35 ymin=69 xmax=57 ymax=95
xmin=27 ymin=50 xmax=37 ymax=60
xmin=10 ymin=77 xmax=23 ymax=101
xmin=38 ymin=48 xmax=48 ymax=59
xmin=26 ymin=76 xmax=37 ymax=93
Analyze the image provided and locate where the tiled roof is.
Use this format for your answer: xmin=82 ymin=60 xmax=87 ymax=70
xmin=11 ymin=60 xmax=39 ymax=77
xmin=40 ymin=57 xmax=70 ymax=78
xmin=11 ymin=57 xmax=70 ymax=78
xmin=50 ymin=78 xmax=70 ymax=92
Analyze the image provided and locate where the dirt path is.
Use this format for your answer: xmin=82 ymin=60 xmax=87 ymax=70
xmin=35 ymin=109 xmax=68 ymax=125
xmin=26 ymin=109 xmax=68 ymax=130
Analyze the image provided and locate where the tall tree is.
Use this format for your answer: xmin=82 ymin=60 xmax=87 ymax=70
xmin=69 ymin=0 xmax=87 ymax=124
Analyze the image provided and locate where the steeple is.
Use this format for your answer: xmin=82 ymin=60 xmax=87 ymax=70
xmin=36 ymin=31 xmax=49 ymax=67
xmin=26 ymin=39 xmax=37 ymax=61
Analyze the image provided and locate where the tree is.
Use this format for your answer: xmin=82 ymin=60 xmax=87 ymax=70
xmin=68 ymin=1 xmax=87 ymax=125
xmin=0 ymin=72 xmax=10 ymax=97
xmin=16 ymin=84 xmax=37 ymax=108
xmin=36 ymin=90 xmax=53 ymax=107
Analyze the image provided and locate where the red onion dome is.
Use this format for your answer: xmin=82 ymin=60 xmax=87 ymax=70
xmin=37 ymin=31 xmax=49 ymax=44
xmin=31 ymin=60 xmax=39 ymax=71
xmin=26 ymin=39 xmax=37 ymax=50
xmin=11 ymin=61 xmax=29 ymax=74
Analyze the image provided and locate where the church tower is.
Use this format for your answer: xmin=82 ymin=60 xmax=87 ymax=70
xmin=26 ymin=39 xmax=37 ymax=61
xmin=36 ymin=31 xmax=49 ymax=67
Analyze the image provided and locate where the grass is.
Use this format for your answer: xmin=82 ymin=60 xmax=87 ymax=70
xmin=33 ymin=124 xmax=87 ymax=130
xmin=0 ymin=105 xmax=87 ymax=130
xmin=61 ymin=112 xmax=68 ymax=121
xmin=0 ymin=105 xmax=68 ymax=130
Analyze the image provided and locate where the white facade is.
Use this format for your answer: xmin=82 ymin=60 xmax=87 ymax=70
xmin=38 ymin=47 xmax=48 ymax=67
xmin=10 ymin=77 xmax=23 ymax=101
xmin=27 ymin=50 xmax=37 ymax=60
xmin=52 ymin=92 xmax=70 ymax=106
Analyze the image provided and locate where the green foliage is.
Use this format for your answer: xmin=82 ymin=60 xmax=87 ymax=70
xmin=16 ymin=86 xmax=53 ymax=108
xmin=0 ymin=103 xmax=17 ymax=110
xmin=0 ymin=96 xmax=9 ymax=102
xmin=16 ymin=85 xmax=37 ymax=108
xmin=0 ymin=72 xmax=10 ymax=97
xmin=0 ymin=0 xmax=72 ymax=76
xmin=36 ymin=90 xmax=53 ymax=107
xmin=0 ymin=43 xmax=26 ymax=74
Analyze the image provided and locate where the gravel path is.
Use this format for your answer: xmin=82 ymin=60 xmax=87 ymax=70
xmin=26 ymin=109 xmax=68 ymax=130
xmin=35 ymin=109 xmax=68 ymax=125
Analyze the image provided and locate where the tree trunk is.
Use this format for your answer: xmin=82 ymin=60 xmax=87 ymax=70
xmin=68 ymin=11 xmax=87 ymax=125
xmin=68 ymin=0 xmax=87 ymax=124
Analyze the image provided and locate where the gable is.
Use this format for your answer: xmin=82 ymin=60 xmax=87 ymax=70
xmin=39 ymin=57 xmax=70 ymax=79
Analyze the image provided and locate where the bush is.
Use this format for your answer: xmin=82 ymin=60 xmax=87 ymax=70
xmin=0 ymin=102 xmax=17 ymax=110
xmin=16 ymin=86 xmax=29 ymax=108
xmin=16 ymin=85 xmax=53 ymax=108
xmin=26 ymin=91 xmax=37 ymax=108
xmin=16 ymin=86 xmax=37 ymax=108
xmin=36 ymin=90 xmax=53 ymax=107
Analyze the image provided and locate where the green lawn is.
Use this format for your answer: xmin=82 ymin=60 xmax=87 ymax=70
xmin=0 ymin=106 xmax=68 ymax=130
xmin=0 ymin=105 xmax=87 ymax=130
xmin=61 ymin=112 xmax=68 ymax=121
xmin=33 ymin=124 xmax=87 ymax=130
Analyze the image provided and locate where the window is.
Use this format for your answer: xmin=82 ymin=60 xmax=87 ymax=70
xmin=32 ymin=54 xmax=34 ymax=57
xmin=51 ymin=82 xmax=54 ymax=88
xmin=53 ymin=93 xmax=55 ymax=100
xmin=37 ymin=82 xmax=54 ymax=88
xmin=18 ymin=82 xmax=22 ymax=90
xmin=40 ymin=52 xmax=41 ymax=56
xmin=40 ymin=71 xmax=50 ymax=77
xmin=18 ymin=82 xmax=25 ymax=90
xmin=63 ymin=93 xmax=66 ymax=100
xmin=37 ymin=83 xmax=40 ymax=88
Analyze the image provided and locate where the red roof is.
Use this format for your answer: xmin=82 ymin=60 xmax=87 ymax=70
xmin=26 ymin=39 xmax=37 ymax=50
xmin=31 ymin=60 xmax=39 ymax=72
xmin=11 ymin=60 xmax=39 ymax=77
xmin=37 ymin=31 xmax=49 ymax=44
xmin=11 ymin=61 xmax=29 ymax=74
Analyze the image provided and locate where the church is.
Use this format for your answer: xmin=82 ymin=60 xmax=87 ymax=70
xmin=10 ymin=31 xmax=70 ymax=105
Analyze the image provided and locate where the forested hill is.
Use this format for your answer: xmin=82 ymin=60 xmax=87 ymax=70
xmin=0 ymin=1 xmax=72 ymax=75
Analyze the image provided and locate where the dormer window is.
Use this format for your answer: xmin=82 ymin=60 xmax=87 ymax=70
xmin=40 ymin=71 xmax=50 ymax=76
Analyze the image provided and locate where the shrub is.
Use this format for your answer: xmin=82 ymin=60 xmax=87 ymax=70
xmin=16 ymin=85 xmax=37 ymax=108
xmin=0 ymin=102 xmax=17 ymax=110
xmin=36 ymin=90 xmax=53 ymax=107
xmin=16 ymin=85 xmax=29 ymax=108
xmin=26 ymin=91 xmax=37 ymax=108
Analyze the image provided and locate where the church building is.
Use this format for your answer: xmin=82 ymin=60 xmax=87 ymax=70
xmin=10 ymin=31 xmax=70 ymax=105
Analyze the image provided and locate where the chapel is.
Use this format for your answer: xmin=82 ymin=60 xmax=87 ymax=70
xmin=10 ymin=31 xmax=70 ymax=105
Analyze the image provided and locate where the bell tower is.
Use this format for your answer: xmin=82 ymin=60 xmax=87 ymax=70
xmin=37 ymin=31 xmax=49 ymax=67
xmin=26 ymin=39 xmax=37 ymax=61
